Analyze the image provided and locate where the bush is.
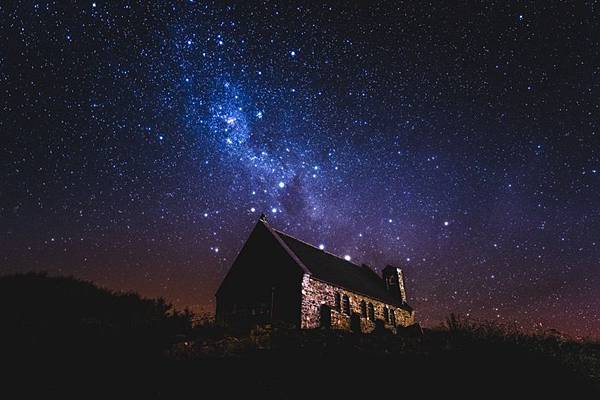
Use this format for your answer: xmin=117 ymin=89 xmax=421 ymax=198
xmin=0 ymin=272 xmax=193 ymax=360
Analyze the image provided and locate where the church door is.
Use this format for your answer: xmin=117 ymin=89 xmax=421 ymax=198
xmin=320 ymin=304 xmax=332 ymax=329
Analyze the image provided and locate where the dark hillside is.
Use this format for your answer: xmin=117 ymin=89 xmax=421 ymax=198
xmin=1 ymin=273 xmax=598 ymax=398
xmin=0 ymin=272 xmax=192 ymax=360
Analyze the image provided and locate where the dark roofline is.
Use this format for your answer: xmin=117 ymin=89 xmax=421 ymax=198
xmin=270 ymin=225 xmax=413 ymax=312
xmin=271 ymin=227 xmax=359 ymax=268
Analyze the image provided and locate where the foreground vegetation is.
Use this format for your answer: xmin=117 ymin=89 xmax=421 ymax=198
xmin=2 ymin=273 xmax=598 ymax=398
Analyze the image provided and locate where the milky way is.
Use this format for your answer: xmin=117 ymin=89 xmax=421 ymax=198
xmin=1 ymin=2 xmax=599 ymax=337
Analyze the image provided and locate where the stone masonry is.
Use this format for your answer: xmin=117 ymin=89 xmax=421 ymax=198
xmin=300 ymin=274 xmax=414 ymax=333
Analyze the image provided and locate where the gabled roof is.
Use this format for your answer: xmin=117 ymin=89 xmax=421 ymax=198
xmin=260 ymin=218 xmax=412 ymax=310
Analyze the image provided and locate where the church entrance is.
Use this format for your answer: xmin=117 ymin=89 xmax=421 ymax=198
xmin=320 ymin=304 xmax=331 ymax=329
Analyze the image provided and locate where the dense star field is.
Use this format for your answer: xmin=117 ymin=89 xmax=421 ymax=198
xmin=1 ymin=2 xmax=599 ymax=337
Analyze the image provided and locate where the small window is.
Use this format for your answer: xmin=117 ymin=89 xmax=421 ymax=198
xmin=334 ymin=292 xmax=341 ymax=311
xmin=368 ymin=303 xmax=375 ymax=321
xmin=360 ymin=300 xmax=367 ymax=318
xmin=383 ymin=307 xmax=389 ymax=323
xmin=342 ymin=295 xmax=351 ymax=315
xmin=390 ymin=309 xmax=396 ymax=326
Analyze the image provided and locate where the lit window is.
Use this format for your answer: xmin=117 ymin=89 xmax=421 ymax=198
xmin=368 ymin=303 xmax=375 ymax=321
xmin=342 ymin=295 xmax=350 ymax=315
xmin=360 ymin=300 xmax=367 ymax=318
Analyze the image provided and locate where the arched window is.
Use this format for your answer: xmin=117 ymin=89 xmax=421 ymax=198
xmin=360 ymin=300 xmax=367 ymax=318
xmin=367 ymin=303 xmax=375 ymax=321
xmin=334 ymin=292 xmax=341 ymax=311
xmin=390 ymin=309 xmax=396 ymax=326
xmin=342 ymin=295 xmax=351 ymax=315
xmin=383 ymin=307 xmax=389 ymax=323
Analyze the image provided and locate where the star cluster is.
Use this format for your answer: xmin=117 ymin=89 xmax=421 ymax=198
xmin=1 ymin=2 xmax=599 ymax=337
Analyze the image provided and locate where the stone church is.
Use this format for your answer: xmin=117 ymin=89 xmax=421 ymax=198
xmin=215 ymin=215 xmax=415 ymax=333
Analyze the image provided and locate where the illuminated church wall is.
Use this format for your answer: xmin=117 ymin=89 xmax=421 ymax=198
xmin=300 ymin=274 xmax=415 ymax=333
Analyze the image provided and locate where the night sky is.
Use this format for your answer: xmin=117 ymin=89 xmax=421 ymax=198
xmin=1 ymin=2 xmax=599 ymax=338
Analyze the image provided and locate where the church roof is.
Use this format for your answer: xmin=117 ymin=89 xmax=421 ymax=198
xmin=262 ymin=219 xmax=412 ymax=310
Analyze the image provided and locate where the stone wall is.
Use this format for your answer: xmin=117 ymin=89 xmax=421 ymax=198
xmin=300 ymin=274 xmax=414 ymax=333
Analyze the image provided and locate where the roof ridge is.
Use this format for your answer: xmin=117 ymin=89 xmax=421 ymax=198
xmin=269 ymin=222 xmax=411 ymax=310
xmin=272 ymin=227 xmax=362 ymax=268
xmin=260 ymin=221 xmax=311 ymax=274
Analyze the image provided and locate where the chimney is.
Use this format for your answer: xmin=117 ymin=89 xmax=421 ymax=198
xmin=382 ymin=265 xmax=407 ymax=303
